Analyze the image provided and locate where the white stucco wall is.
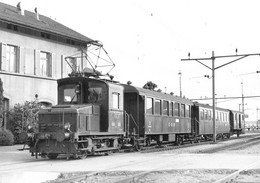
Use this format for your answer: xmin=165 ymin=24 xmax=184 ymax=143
xmin=0 ymin=28 xmax=84 ymax=107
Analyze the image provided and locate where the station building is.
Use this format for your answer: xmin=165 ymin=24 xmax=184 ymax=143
xmin=0 ymin=2 xmax=96 ymax=127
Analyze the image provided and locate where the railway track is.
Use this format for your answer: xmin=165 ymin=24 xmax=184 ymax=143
xmin=214 ymin=160 xmax=260 ymax=183
xmin=48 ymin=133 xmax=260 ymax=183
xmin=140 ymin=133 xmax=260 ymax=154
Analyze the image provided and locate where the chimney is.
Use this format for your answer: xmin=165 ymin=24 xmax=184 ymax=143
xmin=34 ymin=7 xmax=39 ymax=20
xmin=16 ymin=2 xmax=24 ymax=15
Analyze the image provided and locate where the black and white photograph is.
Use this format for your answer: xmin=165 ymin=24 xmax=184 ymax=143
xmin=1 ymin=0 xmax=260 ymax=182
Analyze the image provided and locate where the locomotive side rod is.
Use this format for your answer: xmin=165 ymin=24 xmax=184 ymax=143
xmin=181 ymin=51 xmax=260 ymax=142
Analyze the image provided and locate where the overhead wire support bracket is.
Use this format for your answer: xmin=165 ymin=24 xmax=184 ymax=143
xmin=181 ymin=51 xmax=260 ymax=143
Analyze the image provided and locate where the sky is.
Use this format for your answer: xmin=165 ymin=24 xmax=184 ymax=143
xmin=1 ymin=0 xmax=260 ymax=121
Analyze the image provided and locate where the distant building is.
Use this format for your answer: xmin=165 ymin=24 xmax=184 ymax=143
xmin=0 ymin=2 xmax=97 ymax=127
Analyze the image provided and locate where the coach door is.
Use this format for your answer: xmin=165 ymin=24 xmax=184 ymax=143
xmin=124 ymin=93 xmax=145 ymax=136
xmin=238 ymin=114 xmax=242 ymax=129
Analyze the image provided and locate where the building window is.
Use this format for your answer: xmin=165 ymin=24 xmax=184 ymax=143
xmin=163 ymin=100 xmax=169 ymax=116
xmin=65 ymin=57 xmax=77 ymax=76
xmin=5 ymin=44 xmax=19 ymax=73
xmin=155 ymin=99 xmax=161 ymax=115
xmin=40 ymin=51 xmax=51 ymax=77
xmin=146 ymin=97 xmax=153 ymax=114
xmin=112 ymin=93 xmax=119 ymax=109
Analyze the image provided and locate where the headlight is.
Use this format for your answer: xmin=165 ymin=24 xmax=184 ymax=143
xmin=64 ymin=122 xmax=71 ymax=130
xmin=28 ymin=125 xmax=33 ymax=130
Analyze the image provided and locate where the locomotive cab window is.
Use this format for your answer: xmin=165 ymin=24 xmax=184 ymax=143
xmin=112 ymin=92 xmax=120 ymax=109
xmin=60 ymin=84 xmax=81 ymax=104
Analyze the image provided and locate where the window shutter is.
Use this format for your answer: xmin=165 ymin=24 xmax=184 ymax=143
xmin=51 ymin=53 xmax=56 ymax=78
xmin=0 ymin=43 xmax=6 ymax=71
xmin=18 ymin=46 xmax=25 ymax=74
xmin=61 ymin=55 xmax=64 ymax=78
xmin=34 ymin=49 xmax=40 ymax=75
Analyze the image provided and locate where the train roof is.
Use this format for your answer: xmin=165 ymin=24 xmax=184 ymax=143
xmin=229 ymin=109 xmax=244 ymax=115
xmin=193 ymin=102 xmax=230 ymax=112
xmin=123 ymin=84 xmax=193 ymax=104
xmin=58 ymin=76 xmax=120 ymax=86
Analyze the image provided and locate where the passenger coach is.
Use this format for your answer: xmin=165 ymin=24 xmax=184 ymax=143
xmin=123 ymin=85 xmax=193 ymax=146
xmin=229 ymin=110 xmax=245 ymax=136
xmin=191 ymin=103 xmax=231 ymax=140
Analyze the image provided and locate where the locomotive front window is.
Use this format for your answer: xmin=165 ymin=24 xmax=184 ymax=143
xmin=64 ymin=88 xmax=77 ymax=102
xmin=60 ymin=84 xmax=81 ymax=104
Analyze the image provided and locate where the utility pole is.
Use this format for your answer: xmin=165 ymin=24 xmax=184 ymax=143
xmin=178 ymin=70 xmax=182 ymax=97
xmin=241 ymin=82 xmax=245 ymax=115
xmin=181 ymin=51 xmax=260 ymax=142
xmin=257 ymin=108 xmax=260 ymax=130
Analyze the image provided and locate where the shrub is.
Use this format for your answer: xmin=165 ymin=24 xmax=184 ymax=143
xmin=7 ymin=100 xmax=41 ymax=144
xmin=0 ymin=128 xmax=14 ymax=146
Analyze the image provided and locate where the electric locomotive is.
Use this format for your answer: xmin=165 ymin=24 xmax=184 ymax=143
xmin=20 ymin=74 xmax=130 ymax=159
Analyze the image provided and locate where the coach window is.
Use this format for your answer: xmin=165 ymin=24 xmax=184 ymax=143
xmin=163 ymin=100 xmax=169 ymax=116
xmin=200 ymin=109 xmax=204 ymax=120
xmin=112 ymin=92 xmax=120 ymax=109
xmin=180 ymin=104 xmax=185 ymax=117
xmin=174 ymin=103 xmax=180 ymax=116
xmin=205 ymin=110 xmax=208 ymax=120
xmin=146 ymin=97 xmax=153 ymax=114
xmin=185 ymin=105 xmax=190 ymax=118
xmin=169 ymin=102 xmax=173 ymax=116
xmin=209 ymin=110 xmax=212 ymax=120
xmin=155 ymin=99 xmax=161 ymax=115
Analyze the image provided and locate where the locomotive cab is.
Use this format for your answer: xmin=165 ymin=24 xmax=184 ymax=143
xmin=24 ymin=76 xmax=126 ymax=159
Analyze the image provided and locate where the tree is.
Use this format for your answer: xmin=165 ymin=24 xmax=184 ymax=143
xmin=7 ymin=100 xmax=41 ymax=143
xmin=143 ymin=81 xmax=158 ymax=91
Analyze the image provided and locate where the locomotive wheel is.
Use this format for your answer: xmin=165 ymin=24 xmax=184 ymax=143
xmin=134 ymin=144 xmax=141 ymax=151
xmin=47 ymin=153 xmax=58 ymax=159
xmin=78 ymin=153 xmax=87 ymax=159
xmin=227 ymin=134 xmax=231 ymax=139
